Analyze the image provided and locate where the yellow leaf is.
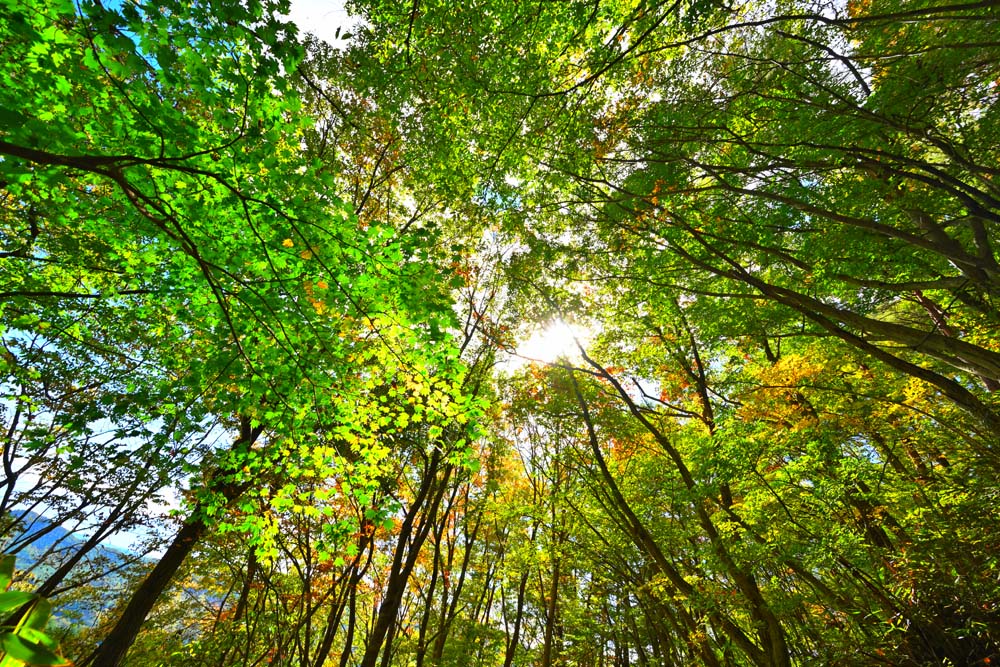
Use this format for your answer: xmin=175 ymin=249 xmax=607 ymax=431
xmin=282 ymin=238 xmax=294 ymax=247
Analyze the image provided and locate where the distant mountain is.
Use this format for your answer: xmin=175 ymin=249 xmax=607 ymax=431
xmin=6 ymin=510 xmax=128 ymax=568
xmin=10 ymin=512 xmax=71 ymax=557
xmin=2 ymin=511 xmax=142 ymax=628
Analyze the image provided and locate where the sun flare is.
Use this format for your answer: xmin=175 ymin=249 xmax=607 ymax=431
xmin=515 ymin=320 xmax=588 ymax=365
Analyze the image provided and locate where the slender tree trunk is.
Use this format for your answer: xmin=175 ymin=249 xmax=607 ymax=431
xmin=337 ymin=576 xmax=360 ymax=667
xmin=541 ymin=552 xmax=561 ymax=667
xmin=502 ymin=569 xmax=530 ymax=667
xmin=569 ymin=373 xmax=739 ymax=667
xmin=231 ymin=548 xmax=258 ymax=624
xmin=359 ymin=454 xmax=451 ymax=667
xmin=413 ymin=529 xmax=442 ymax=667
xmin=312 ymin=540 xmax=371 ymax=667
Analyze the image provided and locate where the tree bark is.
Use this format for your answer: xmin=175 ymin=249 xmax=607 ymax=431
xmin=358 ymin=452 xmax=452 ymax=667
xmin=82 ymin=515 xmax=208 ymax=667
xmin=81 ymin=418 xmax=263 ymax=667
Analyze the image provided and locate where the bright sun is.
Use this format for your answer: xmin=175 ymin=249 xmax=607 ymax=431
xmin=514 ymin=320 xmax=588 ymax=365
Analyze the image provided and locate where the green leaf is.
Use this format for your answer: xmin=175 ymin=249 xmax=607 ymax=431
xmin=23 ymin=599 xmax=50 ymax=631
xmin=0 ymin=632 xmax=66 ymax=665
xmin=0 ymin=592 xmax=36 ymax=613
xmin=14 ymin=628 xmax=57 ymax=652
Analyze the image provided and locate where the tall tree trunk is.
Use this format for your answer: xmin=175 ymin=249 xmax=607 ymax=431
xmin=358 ymin=453 xmax=452 ymax=667
xmin=413 ymin=527 xmax=442 ymax=667
xmin=82 ymin=515 xmax=207 ymax=667
xmin=312 ymin=537 xmax=373 ymax=667
xmin=540 ymin=550 xmax=561 ymax=667
xmin=430 ymin=487 xmax=480 ymax=664
xmin=81 ymin=418 xmax=263 ymax=667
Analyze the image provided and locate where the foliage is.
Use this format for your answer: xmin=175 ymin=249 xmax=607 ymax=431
xmin=2 ymin=0 xmax=999 ymax=665
xmin=0 ymin=556 xmax=67 ymax=666
xmin=1 ymin=0 xmax=479 ymax=556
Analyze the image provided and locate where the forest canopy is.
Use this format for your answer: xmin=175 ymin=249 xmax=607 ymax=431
xmin=1 ymin=0 xmax=998 ymax=665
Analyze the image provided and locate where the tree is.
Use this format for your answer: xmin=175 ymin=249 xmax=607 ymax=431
xmin=4 ymin=0 xmax=1000 ymax=664
xmin=336 ymin=0 xmax=999 ymax=662
xmin=2 ymin=0 xmax=478 ymax=663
